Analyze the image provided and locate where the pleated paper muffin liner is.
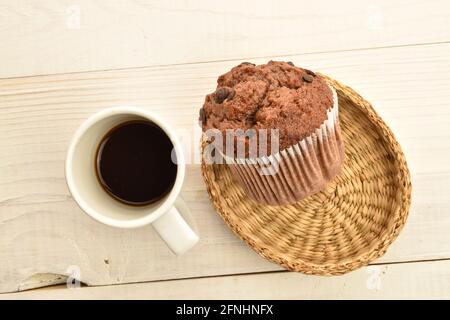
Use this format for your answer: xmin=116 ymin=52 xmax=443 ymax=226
xmin=220 ymin=85 xmax=344 ymax=205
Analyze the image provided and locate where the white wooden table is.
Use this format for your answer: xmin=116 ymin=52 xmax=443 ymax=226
xmin=0 ymin=0 xmax=449 ymax=299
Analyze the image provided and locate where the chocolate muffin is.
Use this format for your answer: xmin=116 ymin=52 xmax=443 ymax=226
xmin=200 ymin=61 xmax=344 ymax=205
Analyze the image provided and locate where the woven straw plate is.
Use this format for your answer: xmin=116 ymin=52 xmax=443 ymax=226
xmin=200 ymin=75 xmax=412 ymax=275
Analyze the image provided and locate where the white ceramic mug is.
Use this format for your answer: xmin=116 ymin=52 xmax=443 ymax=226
xmin=65 ymin=106 xmax=199 ymax=255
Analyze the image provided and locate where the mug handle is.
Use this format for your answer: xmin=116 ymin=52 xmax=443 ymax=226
xmin=152 ymin=206 xmax=199 ymax=255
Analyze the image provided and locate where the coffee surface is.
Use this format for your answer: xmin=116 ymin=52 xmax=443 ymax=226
xmin=96 ymin=120 xmax=177 ymax=206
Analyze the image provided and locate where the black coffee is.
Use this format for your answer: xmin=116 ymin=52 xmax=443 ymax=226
xmin=95 ymin=120 xmax=177 ymax=206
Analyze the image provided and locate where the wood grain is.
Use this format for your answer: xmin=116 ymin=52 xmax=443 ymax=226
xmin=0 ymin=42 xmax=449 ymax=293
xmin=2 ymin=259 xmax=450 ymax=299
xmin=1 ymin=0 xmax=450 ymax=78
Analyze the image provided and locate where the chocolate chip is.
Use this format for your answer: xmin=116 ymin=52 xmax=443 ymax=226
xmin=214 ymin=87 xmax=231 ymax=103
xmin=199 ymin=108 xmax=206 ymax=125
xmin=247 ymin=113 xmax=256 ymax=124
xmin=305 ymin=69 xmax=316 ymax=77
xmin=287 ymin=61 xmax=294 ymax=66
xmin=302 ymin=74 xmax=314 ymax=83
xmin=240 ymin=62 xmax=255 ymax=66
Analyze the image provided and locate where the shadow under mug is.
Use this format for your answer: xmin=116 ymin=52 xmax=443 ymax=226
xmin=65 ymin=106 xmax=199 ymax=255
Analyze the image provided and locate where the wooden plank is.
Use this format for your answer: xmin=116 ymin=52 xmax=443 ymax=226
xmin=1 ymin=0 xmax=450 ymax=78
xmin=0 ymin=43 xmax=449 ymax=293
xmin=2 ymin=259 xmax=450 ymax=299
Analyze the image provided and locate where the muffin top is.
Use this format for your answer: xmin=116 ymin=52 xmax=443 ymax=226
xmin=200 ymin=61 xmax=333 ymax=154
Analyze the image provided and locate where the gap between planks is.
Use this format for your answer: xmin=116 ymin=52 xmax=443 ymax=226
xmin=1 ymin=40 xmax=450 ymax=81
xmin=2 ymin=258 xmax=450 ymax=299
